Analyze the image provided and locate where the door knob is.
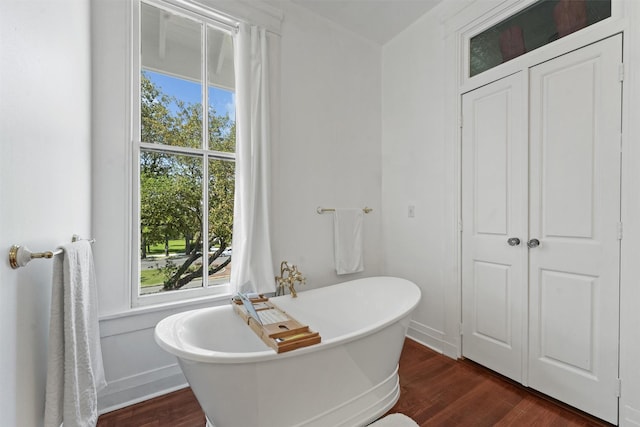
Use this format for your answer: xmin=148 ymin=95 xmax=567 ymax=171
xmin=507 ymin=237 xmax=521 ymax=246
xmin=527 ymin=238 xmax=540 ymax=248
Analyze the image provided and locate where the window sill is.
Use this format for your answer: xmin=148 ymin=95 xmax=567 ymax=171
xmin=99 ymin=292 xmax=232 ymax=338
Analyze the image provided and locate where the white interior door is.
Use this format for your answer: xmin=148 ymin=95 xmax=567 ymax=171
xmin=461 ymin=35 xmax=622 ymax=424
xmin=528 ymin=34 xmax=622 ymax=424
xmin=461 ymin=72 xmax=527 ymax=382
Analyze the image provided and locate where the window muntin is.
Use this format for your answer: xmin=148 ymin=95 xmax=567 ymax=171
xmin=470 ymin=0 xmax=611 ymax=77
xmin=207 ymin=25 xmax=236 ymax=152
xmin=138 ymin=1 xmax=236 ymax=300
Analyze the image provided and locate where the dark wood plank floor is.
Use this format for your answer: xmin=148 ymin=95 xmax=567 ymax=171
xmin=97 ymin=387 xmax=205 ymax=427
xmin=97 ymin=339 xmax=612 ymax=426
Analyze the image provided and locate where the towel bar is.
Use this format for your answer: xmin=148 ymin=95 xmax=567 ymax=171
xmin=316 ymin=206 xmax=373 ymax=214
xmin=9 ymin=235 xmax=96 ymax=269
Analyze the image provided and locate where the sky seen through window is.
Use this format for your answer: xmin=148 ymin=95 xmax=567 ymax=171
xmin=145 ymin=70 xmax=235 ymax=121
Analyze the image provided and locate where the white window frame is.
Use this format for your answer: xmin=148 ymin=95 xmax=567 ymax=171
xmin=457 ymin=0 xmax=624 ymax=91
xmin=131 ymin=0 xmax=238 ymax=307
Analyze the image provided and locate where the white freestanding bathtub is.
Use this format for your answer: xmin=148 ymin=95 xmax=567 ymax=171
xmin=154 ymin=276 xmax=421 ymax=427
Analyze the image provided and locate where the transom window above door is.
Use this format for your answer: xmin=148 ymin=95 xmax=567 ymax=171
xmin=469 ymin=0 xmax=611 ymax=77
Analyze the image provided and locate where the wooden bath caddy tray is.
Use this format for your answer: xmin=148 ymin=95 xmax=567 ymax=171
xmin=232 ymin=296 xmax=321 ymax=353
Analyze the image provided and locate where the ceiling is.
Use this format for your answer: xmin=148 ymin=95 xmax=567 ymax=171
xmin=290 ymin=0 xmax=444 ymax=44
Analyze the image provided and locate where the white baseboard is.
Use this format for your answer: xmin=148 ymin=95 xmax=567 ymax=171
xmin=98 ymin=363 xmax=187 ymax=414
xmin=407 ymin=320 xmax=458 ymax=360
xmin=622 ymin=404 xmax=640 ymax=426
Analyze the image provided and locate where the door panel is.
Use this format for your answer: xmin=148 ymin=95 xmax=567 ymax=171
xmin=462 ymin=72 xmax=527 ymax=382
xmin=528 ymin=35 xmax=622 ymax=424
xmin=538 ymin=270 xmax=596 ymax=372
xmin=474 ymin=262 xmax=511 ymax=346
xmin=538 ymin=59 xmax=597 ymax=239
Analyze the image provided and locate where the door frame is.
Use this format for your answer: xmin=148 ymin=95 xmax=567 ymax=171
xmin=445 ymin=0 xmax=627 ymax=353
xmin=440 ymin=0 xmax=640 ymax=424
xmin=443 ymin=0 xmax=627 ymax=415
xmin=461 ymin=34 xmax=623 ymax=422
xmin=440 ymin=1 xmax=629 ymax=362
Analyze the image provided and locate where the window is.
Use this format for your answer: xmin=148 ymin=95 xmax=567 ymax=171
xmin=135 ymin=1 xmax=236 ymax=304
xmin=470 ymin=0 xmax=611 ymax=77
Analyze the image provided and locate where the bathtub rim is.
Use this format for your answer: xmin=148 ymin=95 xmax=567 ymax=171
xmin=154 ymin=276 xmax=421 ymax=364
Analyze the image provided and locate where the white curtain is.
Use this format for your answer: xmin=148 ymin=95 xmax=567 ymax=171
xmin=230 ymin=23 xmax=275 ymax=295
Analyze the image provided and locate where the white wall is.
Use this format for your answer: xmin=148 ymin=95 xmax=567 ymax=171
xmin=271 ymin=2 xmax=383 ymax=287
xmin=619 ymin=2 xmax=640 ymax=424
xmin=381 ymin=5 xmax=457 ymax=355
xmin=91 ymin=0 xmax=384 ymax=412
xmin=0 ymin=1 xmax=92 ymax=425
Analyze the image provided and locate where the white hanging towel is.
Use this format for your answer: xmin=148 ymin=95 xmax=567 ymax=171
xmin=333 ymin=208 xmax=364 ymax=275
xmin=44 ymin=240 xmax=107 ymax=427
